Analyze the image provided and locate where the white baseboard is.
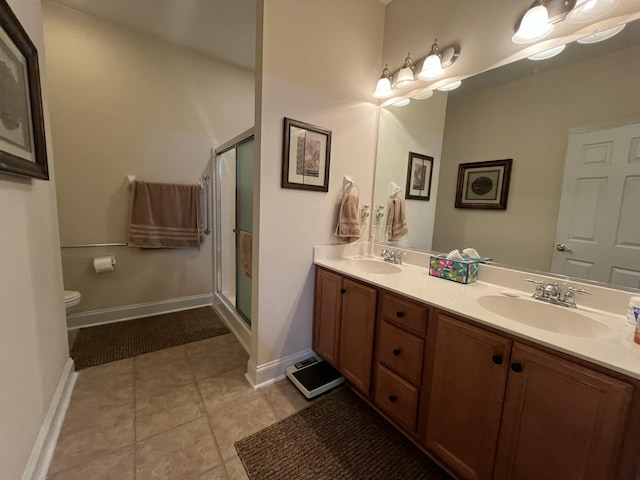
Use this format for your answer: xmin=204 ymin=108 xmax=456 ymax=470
xmin=212 ymin=293 xmax=251 ymax=354
xmin=248 ymin=348 xmax=316 ymax=389
xmin=22 ymin=359 xmax=77 ymax=480
xmin=66 ymin=294 xmax=214 ymax=329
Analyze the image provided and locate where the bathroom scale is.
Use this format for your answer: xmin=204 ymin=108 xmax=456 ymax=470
xmin=285 ymin=356 xmax=344 ymax=399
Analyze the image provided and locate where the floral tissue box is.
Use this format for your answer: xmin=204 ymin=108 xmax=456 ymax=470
xmin=429 ymin=255 xmax=479 ymax=284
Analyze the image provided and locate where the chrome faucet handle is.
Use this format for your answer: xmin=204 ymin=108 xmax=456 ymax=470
xmin=563 ymin=287 xmax=592 ymax=308
xmin=524 ymin=279 xmax=544 ymax=297
xmin=394 ymin=251 xmax=406 ymax=265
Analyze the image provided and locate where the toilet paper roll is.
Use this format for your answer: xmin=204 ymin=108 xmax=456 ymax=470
xmin=93 ymin=256 xmax=115 ymax=273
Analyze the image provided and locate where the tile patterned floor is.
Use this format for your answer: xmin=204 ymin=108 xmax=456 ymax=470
xmin=48 ymin=333 xmax=314 ymax=480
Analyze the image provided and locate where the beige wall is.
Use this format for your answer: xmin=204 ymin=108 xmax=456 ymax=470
xmin=0 ymin=0 xmax=69 ymax=477
xmin=43 ymin=2 xmax=255 ymax=313
xmin=252 ymin=0 xmax=385 ymax=370
xmin=373 ymin=92 xmax=448 ymax=250
xmin=433 ymin=46 xmax=640 ymax=271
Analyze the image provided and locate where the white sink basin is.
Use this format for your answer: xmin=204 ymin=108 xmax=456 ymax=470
xmin=476 ymin=295 xmax=616 ymax=339
xmin=347 ymin=258 xmax=402 ymax=275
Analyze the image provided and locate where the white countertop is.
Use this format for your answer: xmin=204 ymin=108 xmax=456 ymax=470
xmin=314 ymin=249 xmax=640 ymax=381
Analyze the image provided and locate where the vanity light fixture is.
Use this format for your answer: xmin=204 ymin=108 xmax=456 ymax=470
xmin=566 ymin=0 xmax=619 ymax=24
xmin=577 ymin=23 xmax=625 ymax=43
xmin=395 ymin=53 xmax=416 ymax=89
xmin=373 ymin=64 xmax=394 ymax=98
xmin=393 ymin=98 xmax=411 ymax=107
xmin=527 ymin=44 xmax=566 ymax=60
xmin=437 ymin=80 xmax=463 ymax=91
xmin=418 ymin=39 xmax=445 ymax=80
xmin=412 ymin=90 xmax=434 ymax=100
xmin=512 ymin=4 xmax=554 ymax=44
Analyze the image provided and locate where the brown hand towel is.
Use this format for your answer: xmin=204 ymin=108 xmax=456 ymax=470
xmin=335 ymin=192 xmax=361 ymax=243
xmin=128 ymin=181 xmax=203 ymax=249
xmin=239 ymin=230 xmax=252 ymax=278
xmin=387 ymin=197 xmax=408 ymax=241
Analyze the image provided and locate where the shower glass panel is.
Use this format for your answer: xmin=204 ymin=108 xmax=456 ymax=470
xmin=215 ymin=130 xmax=254 ymax=326
xmin=235 ymin=139 xmax=253 ymax=322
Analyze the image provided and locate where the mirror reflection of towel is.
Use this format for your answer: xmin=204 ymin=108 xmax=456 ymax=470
xmin=387 ymin=197 xmax=408 ymax=240
xmin=335 ymin=193 xmax=361 ymax=243
xmin=239 ymin=231 xmax=252 ymax=278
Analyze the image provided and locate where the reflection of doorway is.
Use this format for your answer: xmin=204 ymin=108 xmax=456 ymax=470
xmin=215 ymin=130 xmax=254 ymax=325
xmin=551 ymin=121 xmax=640 ymax=288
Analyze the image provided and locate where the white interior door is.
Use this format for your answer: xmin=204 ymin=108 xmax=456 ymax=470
xmin=551 ymin=122 xmax=640 ymax=288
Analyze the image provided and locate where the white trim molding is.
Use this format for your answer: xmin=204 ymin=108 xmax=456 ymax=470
xmin=247 ymin=348 xmax=316 ymax=389
xmin=22 ymin=359 xmax=76 ymax=480
xmin=66 ymin=294 xmax=214 ymax=329
xmin=212 ymin=293 xmax=251 ymax=354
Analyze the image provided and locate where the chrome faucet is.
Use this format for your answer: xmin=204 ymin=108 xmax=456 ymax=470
xmin=381 ymin=249 xmax=406 ymax=265
xmin=524 ymin=279 xmax=592 ymax=308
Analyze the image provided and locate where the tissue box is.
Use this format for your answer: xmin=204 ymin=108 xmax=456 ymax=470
xmin=429 ymin=255 xmax=479 ymax=284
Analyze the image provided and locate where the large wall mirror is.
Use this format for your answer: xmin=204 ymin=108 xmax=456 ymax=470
xmin=373 ymin=18 xmax=640 ymax=291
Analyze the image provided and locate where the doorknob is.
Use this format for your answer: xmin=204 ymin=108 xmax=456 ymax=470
xmin=556 ymin=243 xmax=572 ymax=252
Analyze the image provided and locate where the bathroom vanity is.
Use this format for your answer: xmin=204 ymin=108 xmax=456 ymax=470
xmin=313 ymin=252 xmax=640 ymax=480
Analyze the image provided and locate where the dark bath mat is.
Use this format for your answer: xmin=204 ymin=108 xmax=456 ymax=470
xmin=70 ymin=306 xmax=230 ymax=370
xmin=235 ymin=387 xmax=453 ymax=480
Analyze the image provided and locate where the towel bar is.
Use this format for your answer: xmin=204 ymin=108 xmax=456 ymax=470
xmin=61 ymin=242 xmax=128 ymax=249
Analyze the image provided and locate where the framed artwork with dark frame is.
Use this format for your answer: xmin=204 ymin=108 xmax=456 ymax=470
xmin=0 ymin=0 xmax=49 ymax=180
xmin=455 ymin=159 xmax=512 ymax=209
xmin=281 ymin=117 xmax=331 ymax=192
xmin=405 ymin=152 xmax=433 ymax=201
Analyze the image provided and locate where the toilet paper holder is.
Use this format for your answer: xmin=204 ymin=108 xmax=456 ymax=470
xmin=93 ymin=256 xmax=116 ymax=273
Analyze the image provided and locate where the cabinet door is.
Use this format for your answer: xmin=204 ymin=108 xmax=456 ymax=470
xmin=425 ymin=314 xmax=511 ymax=480
xmin=494 ymin=343 xmax=633 ymax=480
xmin=312 ymin=268 xmax=343 ymax=368
xmin=339 ymin=278 xmax=377 ymax=395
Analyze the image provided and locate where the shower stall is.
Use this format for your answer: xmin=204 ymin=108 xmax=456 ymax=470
xmin=214 ymin=128 xmax=254 ymax=327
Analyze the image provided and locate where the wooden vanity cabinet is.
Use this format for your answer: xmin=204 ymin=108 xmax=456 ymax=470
xmin=312 ymin=267 xmax=377 ymax=395
xmin=373 ymin=292 xmax=430 ymax=434
xmin=313 ymin=266 xmax=638 ymax=479
xmin=425 ymin=312 xmax=633 ymax=480
xmin=493 ymin=342 xmax=632 ymax=480
xmin=312 ymin=268 xmax=343 ymax=367
xmin=424 ymin=313 xmax=512 ymax=480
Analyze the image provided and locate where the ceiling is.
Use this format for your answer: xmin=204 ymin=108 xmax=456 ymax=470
xmin=48 ymin=0 xmax=256 ymax=70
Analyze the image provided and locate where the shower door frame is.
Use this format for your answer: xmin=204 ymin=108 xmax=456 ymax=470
xmin=214 ymin=128 xmax=254 ymax=328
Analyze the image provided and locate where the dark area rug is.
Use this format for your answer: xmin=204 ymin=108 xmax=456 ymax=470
xmin=235 ymin=387 xmax=453 ymax=480
xmin=70 ymin=306 xmax=229 ymax=370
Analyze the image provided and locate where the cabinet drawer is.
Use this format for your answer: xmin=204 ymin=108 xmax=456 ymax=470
xmin=380 ymin=292 xmax=428 ymax=335
xmin=374 ymin=364 xmax=419 ymax=432
xmin=378 ymin=320 xmax=424 ymax=385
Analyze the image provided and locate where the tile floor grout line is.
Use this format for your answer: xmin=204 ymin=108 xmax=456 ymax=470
xmin=193 ymin=361 xmax=229 ymax=479
xmin=133 ymin=354 xmax=139 ymax=480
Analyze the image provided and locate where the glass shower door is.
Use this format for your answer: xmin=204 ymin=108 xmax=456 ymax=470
xmin=235 ymin=139 xmax=253 ymax=322
xmin=215 ymin=132 xmax=253 ymax=326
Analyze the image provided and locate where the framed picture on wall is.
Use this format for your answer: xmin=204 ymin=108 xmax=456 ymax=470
xmin=455 ymin=159 xmax=512 ymax=209
xmin=405 ymin=152 xmax=433 ymax=200
xmin=281 ymin=117 xmax=331 ymax=192
xmin=0 ymin=0 xmax=49 ymax=180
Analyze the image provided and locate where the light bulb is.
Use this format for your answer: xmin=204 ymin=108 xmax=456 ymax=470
xmin=512 ymin=5 xmax=554 ymax=44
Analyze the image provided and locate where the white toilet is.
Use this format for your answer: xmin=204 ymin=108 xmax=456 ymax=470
xmin=64 ymin=290 xmax=81 ymax=312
